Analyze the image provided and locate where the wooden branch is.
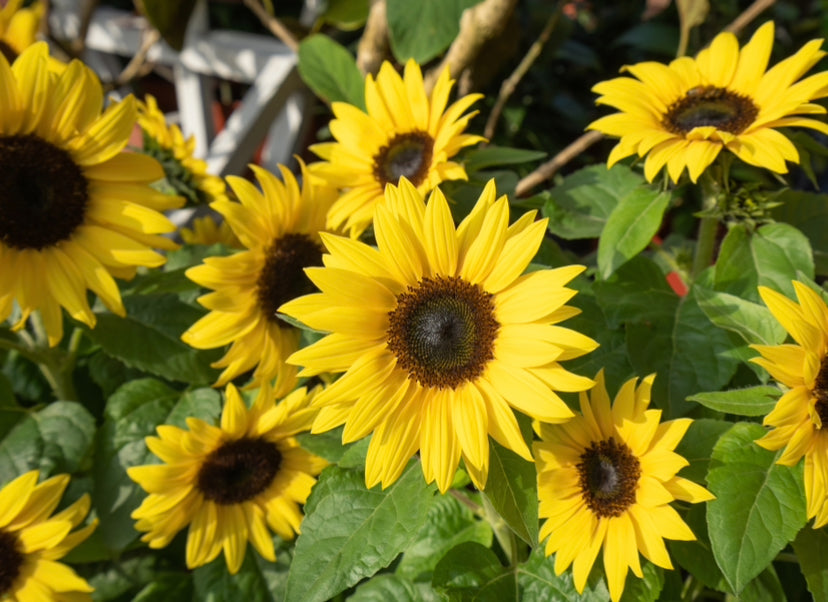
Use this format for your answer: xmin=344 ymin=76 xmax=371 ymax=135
xmin=70 ymin=0 xmax=100 ymax=56
xmin=724 ymin=0 xmax=776 ymax=35
xmin=424 ymin=0 xmax=518 ymax=92
xmin=484 ymin=3 xmax=562 ymax=140
xmin=356 ymin=0 xmax=389 ymax=76
xmin=113 ymin=27 xmax=160 ymax=87
xmin=242 ymin=0 xmax=299 ymax=53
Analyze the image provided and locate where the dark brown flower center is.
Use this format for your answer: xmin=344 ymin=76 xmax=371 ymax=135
xmin=372 ymin=131 xmax=434 ymax=188
xmin=812 ymin=355 xmax=828 ymax=429
xmin=0 ymin=40 xmax=16 ymax=64
xmin=663 ymin=86 xmax=759 ymax=135
xmin=577 ymin=437 xmax=641 ymax=518
xmin=386 ymin=275 xmax=499 ymax=389
xmin=0 ymin=135 xmax=89 ymax=250
xmin=0 ymin=529 xmax=23 ymax=596
xmin=196 ymin=437 xmax=283 ymax=504
xmin=257 ymin=232 xmax=324 ymax=327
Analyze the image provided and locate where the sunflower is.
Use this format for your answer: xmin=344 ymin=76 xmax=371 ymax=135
xmin=128 ymin=383 xmax=327 ymax=574
xmin=280 ymin=177 xmax=597 ymax=493
xmin=137 ymin=94 xmax=229 ymax=206
xmin=0 ymin=470 xmax=98 ymax=601
xmin=0 ymin=0 xmax=42 ymax=62
xmin=310 ymin=59 xmax=485 ymax=238
xmin=588 ymin=21 xmax=828 ymax=183
xmin=534 ymin=371 xmax=713 ymax=602
xmin=180 ymin=214 xmax=241 ymax=248
xmin=181 ymin=162 xmax=337 ymax=393
xmin=0 ymin=43 xmax=182 ymax=345
xmin=751 ymin=282 xmax=828 ymax=528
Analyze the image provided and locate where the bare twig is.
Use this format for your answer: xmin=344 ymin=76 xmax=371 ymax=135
xmin=242 ymin=0 xmax=300 ymax=53
xmin=356 ymin=0 xmax=389 ymax=76
xmin=113 ymin=28 xmax=159 ymax=87
xmin=70 ymin=0 xmax=100 ymax=57
xmin=514 ymin=0 xmax=779 ymax=197
xmin=723 ymin=0 xmax=776 ymax=35
xmin=424 ymin=0 xmax=518 ymax=93
xmin=484 ymin=3 xmax=562 ymax=140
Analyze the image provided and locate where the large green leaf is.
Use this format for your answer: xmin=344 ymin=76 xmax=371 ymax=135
xmin=463 ymin=146 xmax=547 ymax=173
xmin=386 ymin=0 xmax=483 ymax=64
xmin=320 ymin=0 xmax=370 ymax=31
xmin=542 ymin=165 xmax=647 ymax=240
xmin=396 ymin=494 xmax=492 ymax=582
xmin=298 ymin=35 xmax=365 ymax=108
xmin=673 ymin=418 xmax=731 ymax=485
xmin=431 ymin=541 xmax=514 ymax=601
xmin=707 ymin=422 xmax=808 ymax=594
xmin=771 ymin=190 xmax=828 ymax=275
xmin=694 ymin=286 xmax=787 ymax=346
xmin=483 ymin=426 xmax=538 ymax=546
xmin=87 ymin=294 xmax=220 ymax=385
xmin=713 ymin=223 xmax=814 ymax=303
xmin=793 ymin=526 xmax=828 ymax=601
xmin=285 ymin=464 xmax=436 ymax=602
xmin=193 ymin=546 xmax=291 ymax=602
xmin=597 ymin=188 xmax=671 ymax=279
xmin=516 ymin=546 xmax=610 ymax=601
xmin=349 ymin=574 xmax=440 ymax=602
xmin=687 ymin=386 xmax=780 ymax=417
xmin=92 ymin=379 xmax=221 ymax=552
xmin=0 ymin=401 xmax=95 ymax=482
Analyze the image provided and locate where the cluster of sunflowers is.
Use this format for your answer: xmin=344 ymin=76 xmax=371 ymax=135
xmin=3 ymin=3 xmax=828 ymax=601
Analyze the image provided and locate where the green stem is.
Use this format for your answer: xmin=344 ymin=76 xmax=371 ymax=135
xmin=481 ymin=494 xmax=517 ymax=567
xmin=691 ymin=176 xmax=721 ymax=279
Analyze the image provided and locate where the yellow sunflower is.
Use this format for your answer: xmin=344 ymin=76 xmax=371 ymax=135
xmin=180 ymin=214 xmax=241 ymax=248
xmin=0 ymin=43 xmax=182 ymax=345
xmin=281 ymin=177 xmax=597 ymax=493
xmin=128 ymin=383 xmax=327 ymax=574
xmin=181 ymin=162 xmax=337 ymax=393
xmin=0 ymin=0 xmax=42 ymax=62
xmin=534 ymin=371 xmax=713 ymax=602
xmin=751 ymin=281 xmax=828 ymax=528
xmin=0 ymin=470 xmax=98 ymax=601
xmin=137 ymin=94 xmax=230 ymax=206
xmin=589 ymin=21 xmax=828 ymax=183
xmin=310 ymin=58 xmax=485 ymax=238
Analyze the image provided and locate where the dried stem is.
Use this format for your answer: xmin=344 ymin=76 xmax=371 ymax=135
xmin=483 ymin=2 xmax=563 ymax=140
xmin=356 ymin=0 xmax=389 ymax=76
xmin=424 ymin=0 xmax=518 ymax=93
xmin=514 ymin=0 xmax=778 ymax=197
xmin=113 ymin=27 xmax=159 ymax=87
xmin=70 ymin=0 xmax=100 ymax=56
xmin=242 ymin=0 xmax=300 ymax=53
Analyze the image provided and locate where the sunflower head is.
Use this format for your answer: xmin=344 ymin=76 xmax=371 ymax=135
xmin=0 ymin=0 xmax=43 ymax=62
xmin=534 ymin=370 xmax=713 ymax=602
xmin=281 ymin=177 xmax=597 ymax=493
xmin=751 ymin=281 xmax=828 ymax=527
xmin=137 ymin=94 xmax=229 ymax=206
xmin=128 ymin=383 xmax=328 ymax=574
xmin=180 ymin=214 xmax=242 ymax=248
xmin=589 ymin=21 xmax=828 ymax=183
xmin=0 ymin=43 xmax=182 ymax=345
xmin=0 ymin=470 xmax=98 ymax=601
xmin=310 ymin=59 xmax=485 ymax=238
xmin=181 ymin=161 xmax=338 ymax=393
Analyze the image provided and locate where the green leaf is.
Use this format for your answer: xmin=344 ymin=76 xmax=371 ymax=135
xmin=463 ymin=146 xmax=547 ymax=173
xmin=597 ymin=189 xmax=671 ymax=279
xmin=298 ymin=35 xmax=365 ymax=108
xmin=714 ymin=223 xmax=815 ymax=303
xmin=93 ymin=379 xmax=221 ymax=552
xmin=0 ymin=401 xmax=95 ymax=482
xmin=386 ymin=0 xmax=483 ymax=64
xmin=0 ymin=373 xmax=23 ymax=440
xmin=793 ymin=526 xmax=828 ymax=601
xmin=82 ymin=554 xmax=160 ymax=601
xmin=483 ymin=433 xmax=538 ymax=546
xmin=139 ymin=0 xmax=196 ymax=51
xmin=87 ymin=294 xmax=220 ymax=385
xmin=132 ymin=572 xmax=194 ymax=602
xmin=285 ymin=464 xmax=436 ymax=602
xmin=193 ymin=546 xmax=290 ymax=602
xmin=771 ymin=190 xmax=828 ymax=275
xmin=694 ymin=286 xmax=787 ymax=346
xmin=350 ymin=574 xmax=440 ymax=602
xmin=669 ymin=503 xmax=727 ymax=592
xmin=739 ymin=565 xmax=786 ymax=602
xmin=431 ymin=541 xmax=514 ymax=601
xmin=320 ymin=0 xmax=370 ymax=31
xmin=707 ymin=422 xmax=808 ymax=594
xmin=517 ymin=545 xmax=610 ymax=601
xmin=396 ymin=494 xmax=493 ymax=582
xmin=687 ymin=386 xmax=780 ymax=417
xmin=673 ymin=418 xmax=731 ymax=485
xmin=541 ymin=164 xmax=648 ymax=239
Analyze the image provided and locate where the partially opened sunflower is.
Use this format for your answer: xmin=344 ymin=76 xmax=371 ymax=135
xmin=589 ymin=21 xmax=828 ymax=183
